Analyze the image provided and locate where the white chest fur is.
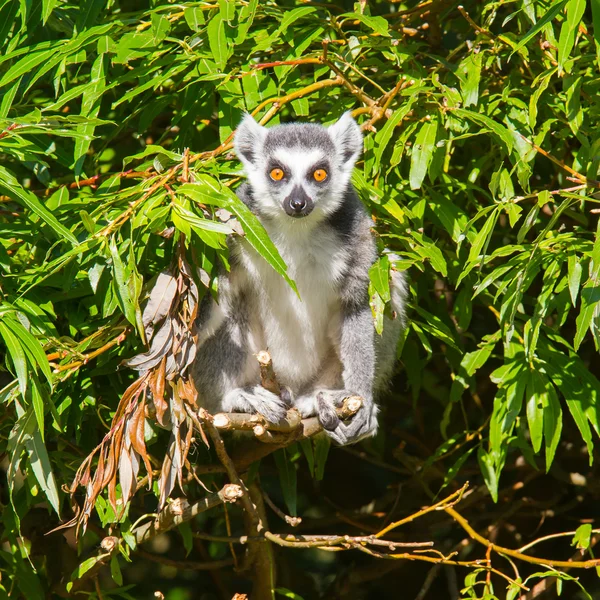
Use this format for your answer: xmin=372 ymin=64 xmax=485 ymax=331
xmin=237 ymin=220 xmax=348 ymax=390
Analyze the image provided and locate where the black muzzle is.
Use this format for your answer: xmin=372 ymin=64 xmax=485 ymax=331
xmin=283 ymin=185 xmax=314 ymax=218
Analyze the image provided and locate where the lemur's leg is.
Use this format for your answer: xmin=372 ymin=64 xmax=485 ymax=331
xmin=293 ymin=305 xmax=378 ymax=445
xmin=191 ymin=285 xmax=289 ymax=423
xmin=325 ymin=305 xmax=378 ymax=445
xmin=313 ymin=268 xmax=406 ymax=444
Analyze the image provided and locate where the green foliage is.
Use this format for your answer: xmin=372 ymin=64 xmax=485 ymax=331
xmin=1 ymin=0 xmax=600 ymax=597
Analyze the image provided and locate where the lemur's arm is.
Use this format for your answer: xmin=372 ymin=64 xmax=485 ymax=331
xmin=316 ymin=217 xmax=379 ymax=445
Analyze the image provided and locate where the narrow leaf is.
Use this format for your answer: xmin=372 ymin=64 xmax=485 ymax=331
xmin=409 ymin=118 xmax=438 ymax=190
xmin=0 ymin=166 xmax=78 ymax=244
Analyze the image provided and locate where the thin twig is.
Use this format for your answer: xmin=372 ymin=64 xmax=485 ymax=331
xmin=517 ymin=528 xmax=600 ymax=554
xmin=376 ymin=483 xmax=469 ymax=538
xmin=263 ymin=489 xmax=302 ymax=527
xmin=51 ymin=327 xmax=130 ymax=373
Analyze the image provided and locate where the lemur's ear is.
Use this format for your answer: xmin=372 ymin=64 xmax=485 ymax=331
xmin=234 ymin=114 xmax=266 ymax=167
xmin=328 ymin=112 xmax=363 ymax=166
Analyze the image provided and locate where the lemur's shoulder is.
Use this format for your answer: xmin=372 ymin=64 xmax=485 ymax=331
xmin=325 ymin=185 xmax=375 ymax=254
xmin=235 ymin=182 xmax=256 ymax=211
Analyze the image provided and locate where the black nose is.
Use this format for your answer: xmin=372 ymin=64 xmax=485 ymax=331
xmin=290 ymin=197 xmax=306 ymax=212
xmin=283 ymin=185 xmax=314 ymax=218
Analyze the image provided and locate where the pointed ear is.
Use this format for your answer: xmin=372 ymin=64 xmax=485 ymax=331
xmin=328 ymin=112 xmax=362 ymax=166
xmin=234 ymin=114 xmax=266 ymax=167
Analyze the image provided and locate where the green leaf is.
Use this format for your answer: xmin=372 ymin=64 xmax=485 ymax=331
xmin=235 ymin=0 xmax=258 ymax=43
xmin=340 ymin=12 xmax=390 ymax=36
xmin=453 ymin=109 xmax=514 ymax=153
xmin=298 ymin=439 xmax=315 ymax=476
xmin=0 ymin=321 xmax=28 ymax=396
xmin=27 ymin=425 xmax=61 ymax=515
xmin=592 ymin=0 xmax=600 ymax=64
xmin=368 ymin=256 xmax=391 ymax=303
xmin=478 ymin=447 xmax=500 ymax=502
xmin=110 ymin=555 xmax=123 ymax=586
xmin=574 ymin=281 xmax=600 ymax=350
xmin=409 ymin=118 xmax=438 ymax=190
xmin=526 ymin=370 xmax=545 ymax=453
xmin=567 ymin=254 xmax=582 ymax=306
xmin=572 ymin=524 xmax=593 ymax=550
xmin=413 ymin=306 xmax=458 ymax=349
xmin=208 ymin=13 xmax=229 ymax=70
xmin=31 ymin=379 xmax=45 ymax=442
xmin=314 ymin=434 xmax=330 ymax=481
xmin=542 ymin=377 xmax=562 ymax=469
xmin=539 ymin=341 xmax=596 ymax=460
xmin=457 ymin=51 xmax=483 ymax=107
xmin=411 ymin=231 xmax=448 ymax=276
xmin=0 ymin=46 xmax=63 ymax=87
xmin=526 ymin=260 xmax=561 ymax=359
xmin=510 ymin=0 xmax=568 ymax=57
xmin=529 ymin=69 xmax=555 ymax=130
xmin=13 ymin=401 xmax=61 ymax=516
xmin=279 ymin=7 xmax=316 ymax=34
xmin=109 ymin=239 xmax=137 ymax=327
xmin=42 ymin=0 xmax=58 ymax=24
xmin=68 ymin=555 xmax=105 ymax=589
xmin=276 ymin=588 xmax=306 ymax=600
xmin=450 ymin=332 xmax=500 ymax=403
xmin=184 ymin=6 xmax=205 ymax=31
xmin=77 ymin=0 xmax=106 ymax=31
xmin=172 ymin=205 xmax=234 ymax=235
xmin=4 ymin=316 xmax=53 ymax=388
xmin=467 ymin=208 xmax=499 ymax=265
xmin=558 ymin=0 xmax=586 ymax=72
xmin=0 ymin=166 xmax=78 ymax=245
xmin=74 ymin=53 xmax=105 ymax=175
xmin=274 ymin=448 xmax=297 ymax=516
xmin=373 ymin=102 xmax=414 ymax=169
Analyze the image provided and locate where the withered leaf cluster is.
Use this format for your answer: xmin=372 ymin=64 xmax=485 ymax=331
xmin=69 ymin=255 xmax=209 ymax=532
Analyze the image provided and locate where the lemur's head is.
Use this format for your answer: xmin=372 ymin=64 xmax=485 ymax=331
xmin=234 ymin=113 xmax=362 ymax=221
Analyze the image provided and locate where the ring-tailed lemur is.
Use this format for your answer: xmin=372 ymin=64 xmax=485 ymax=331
xmin=190 ymin=113 xmax=406 ymax=445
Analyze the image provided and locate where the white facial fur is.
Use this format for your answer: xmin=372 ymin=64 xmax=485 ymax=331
xmin=233 ymin=113 xmax=363 ymax=224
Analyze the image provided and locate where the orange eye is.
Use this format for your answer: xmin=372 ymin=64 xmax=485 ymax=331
xmin=270 ymin=168 xmax=284 ymax=181
xmin=313 ymin=169 xmax=327 ymax=182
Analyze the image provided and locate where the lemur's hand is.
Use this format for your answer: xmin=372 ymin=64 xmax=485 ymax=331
xmin=223 ymin=386 xmax=291 ymax=423
xmin=316 ymin=390 xmax=379 ymax=445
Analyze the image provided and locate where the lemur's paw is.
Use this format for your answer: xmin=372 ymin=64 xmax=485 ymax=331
xmin=245 ymin=386 xmax=290 ymax=423
xmin=316 ymin=390 xmax=379 ymax=445
xmin=316 ymin=390 xmax=343 ymax=431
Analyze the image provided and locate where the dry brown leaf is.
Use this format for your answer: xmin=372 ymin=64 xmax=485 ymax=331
xmin=158 ymin=433 xmax=178 ymax=509
xmin=150 ymin=357 xmax=168 ymax=426
xmin=119 ymin=439 xmax=134 ymax=506
xmin=184 ymin=403 xmax=209 ymax=448
xmin=130 ymin=399 xmax=153 ymax=487
xmin=182 ymin=418 xmax=193 ymax=470
xmin=170 ymin=381 xmax=186 ymax=425
xmin=142 ymin=271 xmax=178 ymax=340
xmin=125 ymin=319 xmax=173 ymax=371
xmin=100 ymin=443 xmax=115 ymax=492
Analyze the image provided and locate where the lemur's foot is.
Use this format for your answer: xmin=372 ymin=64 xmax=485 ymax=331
xmin=222 ymin=386 xmax=289 ymax=423
xmin=316 ymin=390 xmax=378 ymax=445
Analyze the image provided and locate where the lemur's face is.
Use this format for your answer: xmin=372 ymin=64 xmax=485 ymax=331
xmin=234 ymin=113 xmax=362 ymax=222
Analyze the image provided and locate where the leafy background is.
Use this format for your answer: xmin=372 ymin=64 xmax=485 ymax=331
xmin=1 ymin=0 xmax=600 ymax=598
